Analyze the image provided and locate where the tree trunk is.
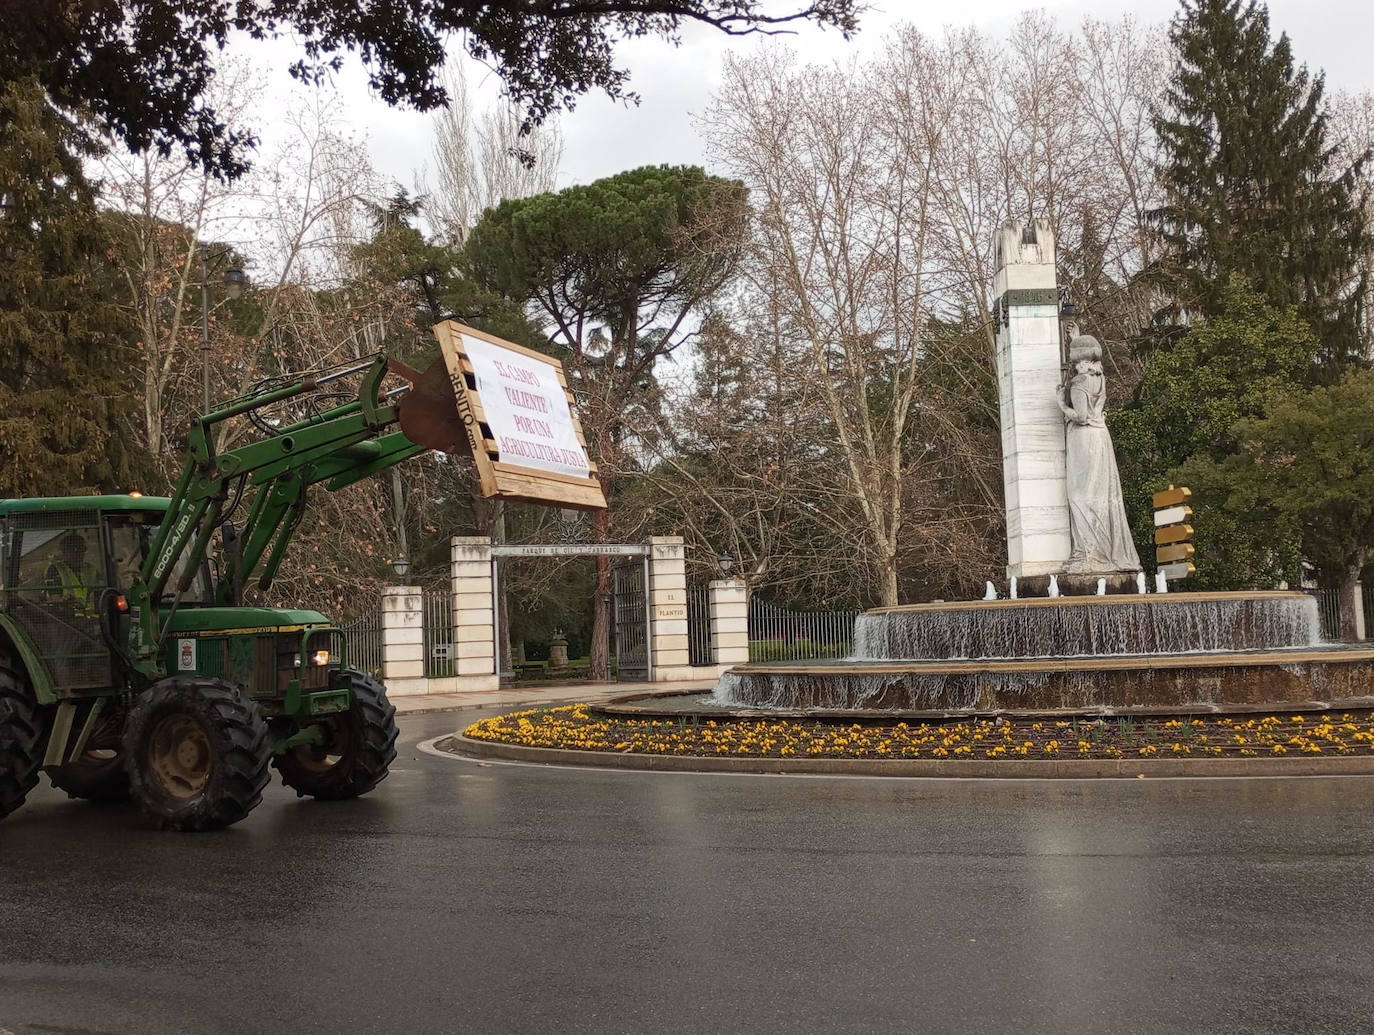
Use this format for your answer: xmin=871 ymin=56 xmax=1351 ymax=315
xmin=587 ymin=415 xmax=614 ymax=682
xmin=389 ymin=468 xmax=409 ymax=565
xmin=144 ymin=366 xmax=162 ymax=459
xmin=1338 ymin=565 xmax=1363 ymax=643
xmin=494 ymin=504 xmax=511 ymax=675
xmin=589 ymin=507 xmax=611 ymax=681
xmin=874 ymin=538 xmax=899 ymax=608
xmin=470 ymin=496 xmax=512 ymax=673
xmin=878 ymin=563 xmax=899 ymax=609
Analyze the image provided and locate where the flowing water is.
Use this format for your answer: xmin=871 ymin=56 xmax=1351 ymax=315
xmin=851 ymin=596 xmax=1320 ymax=660
xmin=712 ymin=594 xmax=1328 ymax=711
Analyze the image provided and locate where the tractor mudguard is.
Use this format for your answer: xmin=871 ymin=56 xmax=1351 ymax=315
xmin=0 ymin=613 xmax=57 ymax=704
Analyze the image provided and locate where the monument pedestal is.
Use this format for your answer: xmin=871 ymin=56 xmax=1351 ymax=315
xmin=1014 ymin=573 xmax=1141 ymax=598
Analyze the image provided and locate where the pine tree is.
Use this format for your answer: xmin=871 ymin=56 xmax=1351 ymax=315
xmin=0 ymin=77 xmax=135 ymax=497
xmin=1149 ymin=0 xmax=1371 ymax=369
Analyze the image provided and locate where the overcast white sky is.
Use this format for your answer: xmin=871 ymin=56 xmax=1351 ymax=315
xmin=242 ymin=0 xmax=1374 ymax=197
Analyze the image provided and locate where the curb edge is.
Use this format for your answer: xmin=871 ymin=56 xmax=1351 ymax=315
xmin=443 ymin=734 xmax=1374 ymax=779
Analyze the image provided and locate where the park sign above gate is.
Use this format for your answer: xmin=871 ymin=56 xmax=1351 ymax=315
xmin=433 ymin=320 xmax=607 ymax=511
xmin=491 ymin=544 xmax=650 ymax=558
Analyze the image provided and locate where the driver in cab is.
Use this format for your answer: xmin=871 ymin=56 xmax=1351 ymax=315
xmin=45 ymin=532 xmax=95 ymax=616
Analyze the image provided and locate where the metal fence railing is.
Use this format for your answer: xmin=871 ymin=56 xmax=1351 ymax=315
xmin=1306 ymin=585 xmax=1374 ymax=641
xmin=748 ymin=598 xmax=859 ymax=663
xmin=341 ymin=611 xmax=382 ymax=678
xmin=687 ymin=583 xmax=712 ymax=667
xmin=1308 ymin=588 xmax=1341 ymax=641
xmin=423 ymin=587 xmax=455 ymax=677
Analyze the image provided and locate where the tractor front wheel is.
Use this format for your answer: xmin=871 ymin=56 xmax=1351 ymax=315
xmin=123 ymin=678 xmax=271 ymax=831
xmin=274 ymin=668 xmax=398 ymax=800
xmin=0 ymin=660 xmax=45 ymax=822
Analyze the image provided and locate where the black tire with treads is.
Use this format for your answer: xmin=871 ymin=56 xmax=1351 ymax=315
xmin=123 ymin=677 xmax=270 ymax=832
xmin=0 ymin=661 xmax=45 ymax=822
xmin=274 ymin=668 xmax=398 ymax=800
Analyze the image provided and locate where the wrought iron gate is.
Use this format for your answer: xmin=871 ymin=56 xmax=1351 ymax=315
xmin=613 ymin=561 xmax=649 ymax=681
xmin=423 ymin=587 xmax=455 ymax=677
xmin=687 ymin=583 xmax=712 ymax=666
xmin=340 ymin=611 xmax=382 ymax=677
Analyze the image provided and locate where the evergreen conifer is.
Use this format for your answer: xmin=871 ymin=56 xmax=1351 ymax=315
xmin=0 ymin=78 xmax=134 ymax=497
xmin=1149 ymin=0 xmax=1370 ymax=369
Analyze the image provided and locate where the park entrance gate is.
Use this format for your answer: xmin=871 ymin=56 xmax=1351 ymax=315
xmin=612 ymin=561 xmax=649 ymax=681
xmin=489 ymin=543 xmax=653 ymax=683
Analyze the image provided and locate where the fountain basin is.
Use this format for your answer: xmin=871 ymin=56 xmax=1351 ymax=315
xmin=716 ymin=645 xmax=1374 ymax=712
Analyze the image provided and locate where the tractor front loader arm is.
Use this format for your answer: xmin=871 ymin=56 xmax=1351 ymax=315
xmin=131 ymin=351 xmax=464 ymax=653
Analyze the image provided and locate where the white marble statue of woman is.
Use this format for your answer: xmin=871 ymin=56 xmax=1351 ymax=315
xmin=1056 ymin=335 xmax=1141 ymax=574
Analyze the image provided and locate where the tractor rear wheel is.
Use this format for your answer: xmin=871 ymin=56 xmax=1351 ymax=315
xmin=0 ymin=661 xmax=45 ymax=822
xmin=48 ymin=749 xmax=131 ymax=803
xmin=49 ymin=700 xmax=131 ymax=802
xmin=123 ymin=677 xmax=271 ymax=831
xmin=274 ymin=668 xmax=398 ymax=800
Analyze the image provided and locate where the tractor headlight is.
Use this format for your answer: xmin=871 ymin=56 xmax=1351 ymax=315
xmin=311 ymin=649 xmax=330 ymax=667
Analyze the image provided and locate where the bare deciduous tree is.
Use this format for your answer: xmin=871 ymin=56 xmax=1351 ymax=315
xmin=99 ymin=60 xmax=258 ymax=465
xmin=705 ymin=47 xmax=944 ymax=606
xmin=425 ymin=61 xmax=563 ymax=246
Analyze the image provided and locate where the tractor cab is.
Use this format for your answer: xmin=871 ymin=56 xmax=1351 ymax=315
xmin=0 ymin=495 xmax=212 ymax=692
xmin=0 ymin=495 xmax=342 ymax=713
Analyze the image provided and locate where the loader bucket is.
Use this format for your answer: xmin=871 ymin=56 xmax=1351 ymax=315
xmin=389 ymin=355 xmax=468 ymax=455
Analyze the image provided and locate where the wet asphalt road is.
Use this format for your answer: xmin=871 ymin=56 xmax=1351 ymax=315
xmin=2 ymin=710 xmax=1374 ymax=1035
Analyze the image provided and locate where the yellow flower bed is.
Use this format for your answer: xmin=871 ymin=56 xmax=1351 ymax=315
xmin=464 ymin=706 xmax=1374 ymax=761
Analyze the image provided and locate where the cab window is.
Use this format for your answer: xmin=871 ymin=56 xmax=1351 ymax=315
xmin=105 ymin=514 xmax=213 ymax=605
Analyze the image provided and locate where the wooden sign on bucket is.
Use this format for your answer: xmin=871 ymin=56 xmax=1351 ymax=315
xmin=432 ymin=320 xmax=607 ymax=510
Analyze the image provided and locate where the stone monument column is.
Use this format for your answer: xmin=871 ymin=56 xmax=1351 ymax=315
xmin=993 ymin=218 xmax=1071 ymax=579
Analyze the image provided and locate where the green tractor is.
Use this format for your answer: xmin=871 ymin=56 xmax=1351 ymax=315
xmin=0 ymin=354 xmax=459 ymax=831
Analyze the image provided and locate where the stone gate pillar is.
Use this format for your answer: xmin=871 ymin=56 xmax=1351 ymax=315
xmin=648 ymin=536 xmax=691 ymax=681
xmin=451 ymin=535 xmax=497 ymax=690
xmin=709 ymin=578 xmax=749 ymax=671
xmin=381 ymin=585 xmax=426 ymax=697
xmin=993 ymin=218 xmax=1071 ymax=579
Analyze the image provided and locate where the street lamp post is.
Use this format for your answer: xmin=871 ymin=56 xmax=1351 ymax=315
xmin=200 ymin=248 xmax=247 ymax=413
xmin=1058 ymin=294 xmax=1079 ymax=408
